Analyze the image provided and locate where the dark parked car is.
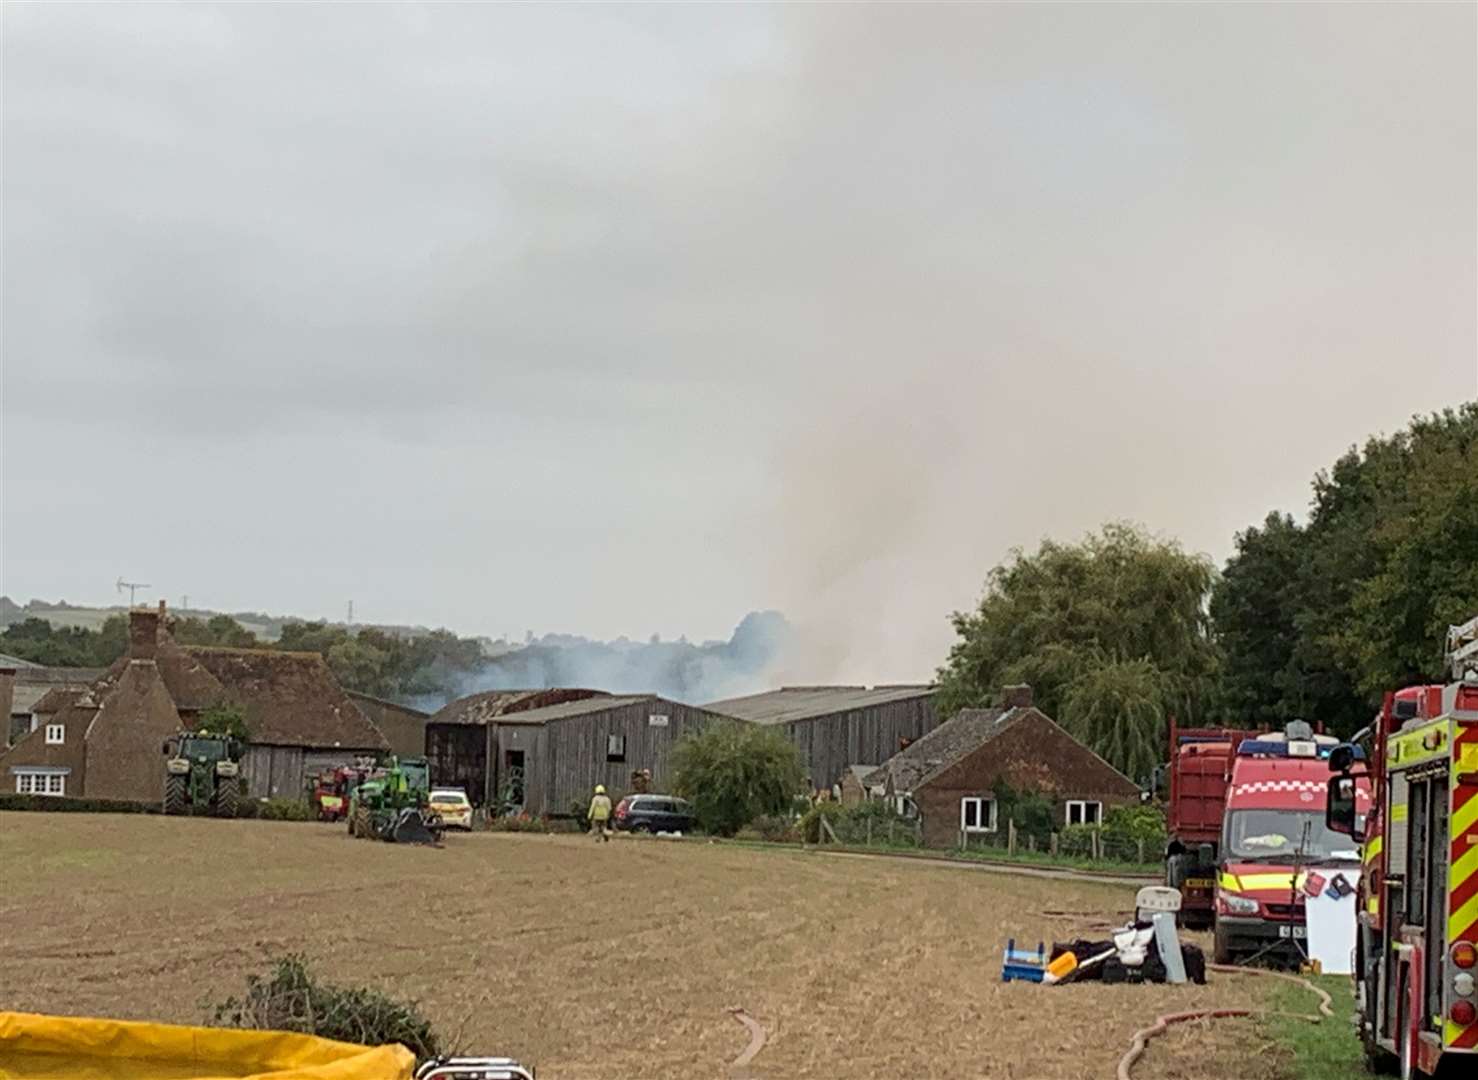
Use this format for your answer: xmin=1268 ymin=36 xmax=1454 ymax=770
xmin=612 ymin=794 xmax=695 ymax=834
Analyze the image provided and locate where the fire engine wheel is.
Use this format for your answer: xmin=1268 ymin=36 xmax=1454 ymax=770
xmin=163 ymin=775 xmax=187 ymax=816
xmin=1211 ymin=924 xmax=1233 ymax=966
xmin=213 ymin=783 xmax=239 ymax=819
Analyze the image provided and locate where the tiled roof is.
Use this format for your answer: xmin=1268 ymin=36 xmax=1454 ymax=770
xmin=184 ymin=647 xmax=388 ymax=750
xmin=865 ymin=707 xmax=1022 ymax=793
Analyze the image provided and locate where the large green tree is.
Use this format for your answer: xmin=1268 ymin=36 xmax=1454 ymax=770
xmin=936 ymin=522 xmax=1219 ymax=779
xmin=670 ymin=721 xmax=806 ymax=836
xmin=1213 ymin=404 xmax=1478 ymax=736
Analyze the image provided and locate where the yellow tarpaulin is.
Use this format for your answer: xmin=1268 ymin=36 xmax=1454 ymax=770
xmin=0 ymin=1012 xmax=414 ymax=1080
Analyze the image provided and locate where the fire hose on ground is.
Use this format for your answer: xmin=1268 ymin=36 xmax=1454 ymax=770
xmin=1115 ymin=964 xmax=1334 ymax=1080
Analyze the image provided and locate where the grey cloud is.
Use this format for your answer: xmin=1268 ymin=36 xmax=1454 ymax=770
xmin=3 ymin=3 xmax=1473 ymax=667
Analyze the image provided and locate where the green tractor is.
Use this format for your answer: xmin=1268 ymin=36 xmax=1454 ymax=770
xmin=162 ymin=730 xmax=243 ymax=817
xmin=346 ymin=755 xmax=441 ymax=844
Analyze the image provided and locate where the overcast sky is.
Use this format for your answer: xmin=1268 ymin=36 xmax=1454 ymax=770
xmin=2 ymin=4 xmax=1474 ymax=679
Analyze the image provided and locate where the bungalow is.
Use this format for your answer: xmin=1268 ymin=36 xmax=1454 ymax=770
xmin=864 ymin=685 xmax=1139 ymax=848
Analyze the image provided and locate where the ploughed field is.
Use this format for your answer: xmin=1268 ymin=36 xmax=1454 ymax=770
xmin=0 ymin=813 xmax=1306 ymax=1078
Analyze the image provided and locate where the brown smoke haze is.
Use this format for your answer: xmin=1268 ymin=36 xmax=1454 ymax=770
xmin=3 ymin=4 xmax=1474 ymax=687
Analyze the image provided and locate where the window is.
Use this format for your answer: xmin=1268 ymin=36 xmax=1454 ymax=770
xmin=960 ymin=796 xmax=996 ymax=833
xmin=1066 ymin=800 xmax=1103 ymax=826
xmin=45 ymin=724 xmax=65 ymax=745
xmin=15 ymin=771 xmax=65 ymax=796
xmin=894 ymin=795 xmax=918 ymax=819
xmin=606 ymin=734 xmax=626 ymax=763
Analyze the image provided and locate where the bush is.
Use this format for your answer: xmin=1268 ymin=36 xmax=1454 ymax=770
xmin=210 ymin=954 xmax=440 ymax=1063
xmin=796 ymin=801 xmax=845 ymax=844
xmin=1102 ymin=803 xmax=1167 ymax=846
xmin=991 ymin=781 xmax=1057 ymax=845
xmin=567 ymin=798 xmax=590 ymax=832
xmin=0 ymin=794 xmax=156 ymax=814
xmin=255 ymin=798 xmax=315 ymax=821
xmin=671 ymin=721 xmax=806 ymax=837
xmin=488 ymin=812 xmax=550 ymax=833
xmin=750 ymin=814 xmax=798 ymax=843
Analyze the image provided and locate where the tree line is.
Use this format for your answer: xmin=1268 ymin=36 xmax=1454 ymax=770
xmin=0 ymin=612 xmax=486 ymax=703
xmin=937 ymin=403 xmax=1477 ymax=781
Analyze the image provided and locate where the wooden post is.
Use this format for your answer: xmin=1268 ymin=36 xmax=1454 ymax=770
xmin=866 ymin=816 xmax=873 ymax=846
xmin=1137 ymin=838 xmax=1146 ymax=865
xmin=1008 ymin=818 xmax=1017 ymax=855
xmin=1050 ymin=832 xmax=1059 ymax=857
xmin=1093 ymin=829 xmax=1102 ymax=861
xmin=1028 ymin=833 xmax=1036 ymax=853
xmin=821 ymin=816 xmax=840 ymax=846
xmin=888 ymin=817 xmax=895 ymax=845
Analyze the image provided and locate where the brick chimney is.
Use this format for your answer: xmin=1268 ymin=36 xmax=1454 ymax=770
xmin=0 ymin=668 xmax=15 ymax=745
xmin=129 ymin=607 xmax=161 ymax=660
xmin=1001 ymin=684 xmax=1034 ymax=709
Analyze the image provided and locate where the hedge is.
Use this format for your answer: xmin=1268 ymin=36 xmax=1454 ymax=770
xmin=0 ymin=793 xmax=158 ymax=814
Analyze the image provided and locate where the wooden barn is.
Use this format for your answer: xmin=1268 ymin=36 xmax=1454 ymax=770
xmin=425 ymin=689 xmax=727 ymax=816
xmin=703 ymin=685 xmax=939 ymax=794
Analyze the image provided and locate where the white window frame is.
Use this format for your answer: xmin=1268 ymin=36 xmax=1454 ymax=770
xmin=606 ymin=733 xmax=626 ymax=762
xmin=1066 ymin=800 xmax=1103 ymax=827
xmin=960 ymin=795 xmax=997 ymax=833
xmin=45 ymin=723 xmax=65 ymax=745
xmin=15 ymin=771 xmax=66 ymax=796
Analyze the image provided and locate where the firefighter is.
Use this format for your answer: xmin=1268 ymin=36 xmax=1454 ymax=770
xmin=587 ymin=784 xmax=612 ymax=843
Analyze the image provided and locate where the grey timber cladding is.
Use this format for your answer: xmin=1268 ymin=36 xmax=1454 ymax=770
xmin=704 ymin=686 xmax=939 ymax=791
xmin=481 ymin=695 xmax=727 ymax=816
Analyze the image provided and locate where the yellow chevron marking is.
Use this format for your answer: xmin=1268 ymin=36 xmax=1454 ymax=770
xmin=1452 ymin=839 xmax=1478 ymax=894
xmin=1392 ymin=804 xmax=1409 ymax=822
xmin=1219 ymin=872 xmax=1241 ymax=892
xmin=1444 ymin=1019 xmax=1473 ymax=1048
xmin=1453 ymin=792 xmax=1478 ymax=843
xmin=1451 ymin=889 xmax=1478 ymax=944
xmin=1364 ymin=835 xmax=1383 ymax=864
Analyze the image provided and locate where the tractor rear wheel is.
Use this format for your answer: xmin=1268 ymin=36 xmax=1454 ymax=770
xmin=164 ymin=774 xmax=187 ymax=816
xmin=353 ymin=805 xmax=373 ymax=840
xmin=214 ymin=780 xmax=239 ymax=819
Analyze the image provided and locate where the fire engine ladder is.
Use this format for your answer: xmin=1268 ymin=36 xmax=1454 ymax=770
xmin=1449 ymin=615 xmax=1478 ymax=681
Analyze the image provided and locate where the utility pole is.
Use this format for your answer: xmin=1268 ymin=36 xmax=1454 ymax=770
xmin=346 ymin=600 xmax=354 ymax=627
xmin=182 ymin=595 xmax=190 ymax=612
xmin=116 ymin=577 xmax=151 ymax=606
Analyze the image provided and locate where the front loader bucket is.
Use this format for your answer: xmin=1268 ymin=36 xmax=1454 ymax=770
xmin=389 ymin=807 xmax=439 ymax=845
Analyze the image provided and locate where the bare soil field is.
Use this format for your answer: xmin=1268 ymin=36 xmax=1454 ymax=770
xmin=0 ymin=813 xmax=1310 ymax=1078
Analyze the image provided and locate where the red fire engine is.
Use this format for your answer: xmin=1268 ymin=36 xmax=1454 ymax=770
xmin=1326 ymin=616 xmax=1478 ymax=1077
xmin=1166 ymin=718 xmax=1369 ymax=961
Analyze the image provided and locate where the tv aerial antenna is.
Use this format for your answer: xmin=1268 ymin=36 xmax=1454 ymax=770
xmin=116 ymin=577 xmax=151 ymax=606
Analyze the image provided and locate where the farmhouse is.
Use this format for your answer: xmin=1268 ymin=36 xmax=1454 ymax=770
xmin=0 ymin=605 xmax=389 ymax=802
xmin=864 ymin=685 xmax=1139 ymax=848
xmin=703 ymin=685 xmax=939 ymax=793
xmin=426 ymin=689 xmax=725 ymax=815
xmin=3 ymin=659 xmax=107 ymax=747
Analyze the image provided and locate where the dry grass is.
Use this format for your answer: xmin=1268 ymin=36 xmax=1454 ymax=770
xmin=1 ymin=813 xmax=1286 ymax=1079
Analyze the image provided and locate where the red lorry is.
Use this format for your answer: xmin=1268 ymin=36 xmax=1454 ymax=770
xmin=1166 ymin=718 xmax=1368 ymax=961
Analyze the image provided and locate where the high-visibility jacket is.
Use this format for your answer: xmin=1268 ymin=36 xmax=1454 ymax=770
xmin=588 ymin=794 xmax=612 ymax=822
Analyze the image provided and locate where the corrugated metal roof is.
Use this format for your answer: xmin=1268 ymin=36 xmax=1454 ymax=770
xmin=489 ymin=695 xmax=658 ymax=726
xmin=703 ymin=685 xmax=935 ymax=725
